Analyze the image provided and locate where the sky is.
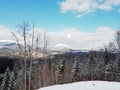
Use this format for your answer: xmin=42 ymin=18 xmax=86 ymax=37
xmin=0 ymin=0 xmax=120 ymax=50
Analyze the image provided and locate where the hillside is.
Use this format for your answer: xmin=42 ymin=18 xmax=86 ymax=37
xmin=38 ymin=81 xmax=120 ymax=90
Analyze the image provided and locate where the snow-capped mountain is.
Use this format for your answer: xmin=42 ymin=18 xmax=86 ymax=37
xmin=54 ymin=43 xmax=71 ymax=51
xmin=50 ymin=43 xmax=72 ymax=54
xmin=0 ymin=40 xmax=17 ymax=47
xmin=0 ymin=40 xmax=18 ymax=54
xmin=0 ymin=40 xmax=89 ymax=55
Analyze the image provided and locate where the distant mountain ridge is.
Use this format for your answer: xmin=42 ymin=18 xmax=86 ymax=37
xmin=0 ymin=40 xmax=16 ymax=46
xmin=0 ymin=40 xmax=18 ymax=54
xmin=0 ymin=40 xmax=90 ymax=55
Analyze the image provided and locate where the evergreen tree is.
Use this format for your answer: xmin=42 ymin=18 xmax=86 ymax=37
xmin=57 ymin=57 xmax=66 ymax=84
xmin=103 ymin=48 xmax=113 ymax=81
xmin=1 ymin=67 xmax=12 ymax=90
xmin=9 ymin=72 xmax=15 ymax=90
xmin=12 ymin=62 xmax=23 ymax=90
xmin=88 ymin=51 xmax=95 ymax=80
xmin=72 ymin=59 xmax=81 ymax=82
xmin=104 ymin=48 xmax=110 ymax=65
xmin=104 ymin=63 xmax=115 ymax=81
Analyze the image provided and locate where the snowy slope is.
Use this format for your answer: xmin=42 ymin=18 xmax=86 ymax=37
xmin=38 ymin=81 xmax=120 ymax=90
xmin=54 ymin=43 xmax=71 ymax=51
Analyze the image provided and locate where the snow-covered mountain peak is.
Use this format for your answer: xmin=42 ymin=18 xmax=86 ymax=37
xmin=55 ymin=43 xmax=71 ymax=49
xmin=53 ymin=43 xmax=72 ymax=52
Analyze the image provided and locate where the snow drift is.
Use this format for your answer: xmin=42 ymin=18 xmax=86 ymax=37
xmin=38 ymin=81 xmax=120 ymax=90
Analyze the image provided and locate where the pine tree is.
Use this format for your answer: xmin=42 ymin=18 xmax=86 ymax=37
xmin=12 ymin=62 xmax=23 ymax=90
xmin=88 ymin=51 xmax=95 ymax=80
xmin=57 ymin=57 xmax=66 ymax=84
xmin=104 ymin=48 xmax=110 ymax=65
xmin=1 ymin=67 xmax=12 ymax=90
xmin=105 ymin=63 xmax=115 ymax=81
xmin=72 ymin=59 xmax=81 ymax=82
xmin=104 ymin=48 xmax=113 ymax=81
xmin=9 ymin=72 xmax=15 ymax=90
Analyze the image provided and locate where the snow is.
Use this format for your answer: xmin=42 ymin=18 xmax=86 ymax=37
xmin=54 ymin=43 xmax=71 ymax=50
xmin=0 ymin=40 xmax=17 ymax=48
xmin=38 ymin=81 xmax=120 ymax=90
xmin=0 ymin=40 xmax=16 ymax=43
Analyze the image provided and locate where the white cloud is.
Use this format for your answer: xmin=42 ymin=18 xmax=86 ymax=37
xmin=48 ymin=27 xmax=115 ymax=50
xmin=0 ymin=25 xmax=15 ymax=40
xmin=59 ymin=0 xmax=120 ymax=17
xmin=98 ymin=4 xmax=112 ymax=11
xmin=0 ymin=25 xmax=115 ymax=50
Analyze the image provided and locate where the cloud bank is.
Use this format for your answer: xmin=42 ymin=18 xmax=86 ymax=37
xmin=48 ymin=27 xmax=115 ymax=50
xmin=59 ymin=0 xmax=120 ymax=17
xmin=0 ymin=25 xmax=15 ymax=40
xmin=0 ymin=25 xmax=115 ymax=50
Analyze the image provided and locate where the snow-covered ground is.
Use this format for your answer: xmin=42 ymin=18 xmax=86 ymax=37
xmin=38 ymin=81 xmax=120 ymax=90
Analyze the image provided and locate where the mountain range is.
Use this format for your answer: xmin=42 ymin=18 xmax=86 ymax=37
xmin=0 ymin=40 xmax=18 ymax=54
xmin=0 ymin=40 xmax=89 ymax=55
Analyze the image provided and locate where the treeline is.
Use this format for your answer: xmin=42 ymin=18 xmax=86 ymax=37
xmin=0 ymin=50 xmax=120 ymax=90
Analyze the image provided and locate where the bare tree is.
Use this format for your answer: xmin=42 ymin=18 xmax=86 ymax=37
xmin=43 ymin=31 xmax=48 ymax=59
xmin=11 ymin=32 xmax=23 ymax=56
xmin=115 ymin=31 xmax=120 ymax=51
xmin=28 ymin=22 xmax=35 ymax=90
xmin=17 ymin=22 xmax=29 ymax=90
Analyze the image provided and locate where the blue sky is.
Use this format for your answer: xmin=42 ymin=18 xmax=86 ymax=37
xmin=0 ymin=0 xmax=120 ymax=49
xmin=0 ymin=0 xmax=120 ymax=32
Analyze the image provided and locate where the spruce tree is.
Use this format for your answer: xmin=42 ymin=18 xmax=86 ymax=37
xmin=72 ymin=60 xmax=81 ymax=82
xmin=104 ymin=48 xmax=112 ymax=81
xmin=88 ymin=51 xmax=95 ymax=80
xmin=1 ymin=67 xmax=11 ymax=90
xmin=57 ymin=57 xmax=66 ymax=84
